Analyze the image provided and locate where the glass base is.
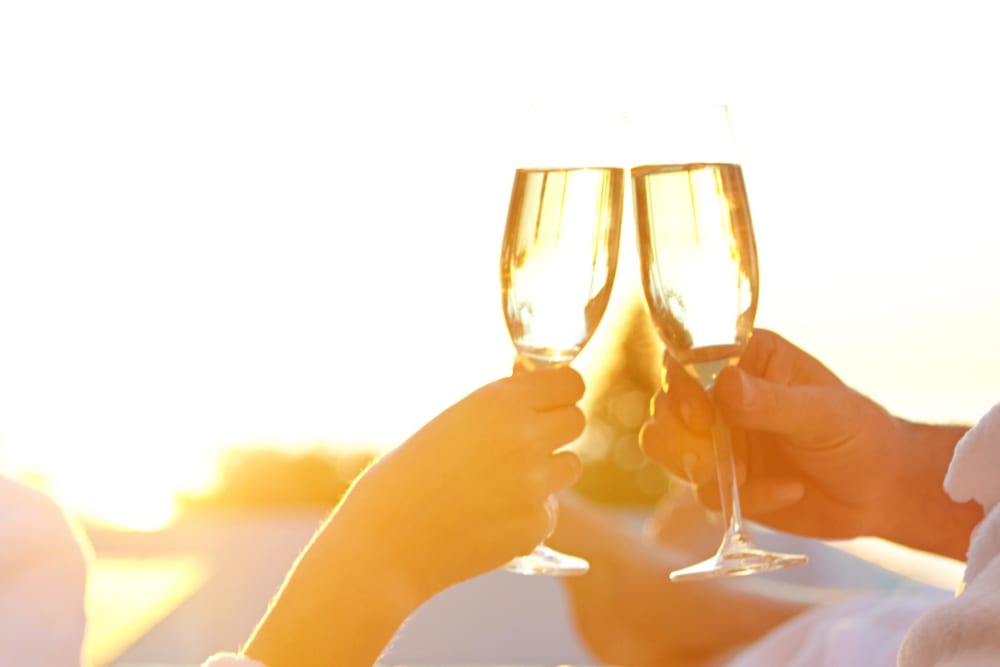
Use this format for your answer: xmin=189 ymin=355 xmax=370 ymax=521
xmin=669 ymin=546 xmax=807 ymax=582
xmin=504 ymin=544 xmax=590 ymax=576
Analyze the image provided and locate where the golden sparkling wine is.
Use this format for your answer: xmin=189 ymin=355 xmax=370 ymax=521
xmin=632 ymin=159 xmax=807 ymax=580
xmin=501 ymin=167 xmax=624 ymax=369
xmin=632 ymin=162 xmax=758 ymax=385
xmin=498 ymin=165 xmax=624 ymax=577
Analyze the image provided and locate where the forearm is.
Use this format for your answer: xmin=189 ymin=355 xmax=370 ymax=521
xmin=242 ymin=509 xmax=422 ymax=667
xmin=882 ymin=420 xmax=983 ymax=561
xmin=551 ymin=494 xmax=818 ymax=666
xmin=660 ymin=551 xmax=821 ymax=660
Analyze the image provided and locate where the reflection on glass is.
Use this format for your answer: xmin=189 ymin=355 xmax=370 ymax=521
xmin=634 ymin=155 xmax=807 ymax=581
xmin=499 ymin=165 xmax=624 ymax=575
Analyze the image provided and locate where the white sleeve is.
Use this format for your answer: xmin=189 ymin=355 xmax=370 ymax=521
xmin=897 ymin=402 xmax=1000 ymax=666
xmin=897 ymin=506 xmax=1000 ymax=666
xmin=0 ymin=476 xmax=90 ymax=667
xmin=727 ymin=584 xmax=951 ymax=667
xmin=943 ymin=402 xmax=1000 ymax=512
xmin=201 ymin=653 xmax=269 ymax=667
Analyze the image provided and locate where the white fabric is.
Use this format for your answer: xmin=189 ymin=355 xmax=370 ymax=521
xmin=201 ymin=652 xmax=269 ymax=667
xmin=0 ymin=473 xmax=271 ymax=667
xmin=7 ymin=401 xmax=1000 ymax=667
xmin=728 ymin=585 xmax=950 ymax=667
xmin=896 ymin=403 xmax=1000 ymax=666
xmin=0 ymin=475 xmax=90 ymax=667
xmin=944 ymin=403 xmax=1000 ymax=512
xmin=731 ymin=402 xmax=1000 ymax=667
xmin=962 ymin=499 xmax=1000 ymax=589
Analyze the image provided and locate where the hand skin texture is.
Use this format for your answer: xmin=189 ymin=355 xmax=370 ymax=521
xmin=640 ymin=328 xmax=982 ymax=561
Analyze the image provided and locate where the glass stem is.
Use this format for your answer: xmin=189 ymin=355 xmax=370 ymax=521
xmin=711 ymin=413 xmax=749 ymax=552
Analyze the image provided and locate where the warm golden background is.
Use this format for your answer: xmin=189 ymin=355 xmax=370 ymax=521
xmin=1 ymin=0 xmax=998 ymax=531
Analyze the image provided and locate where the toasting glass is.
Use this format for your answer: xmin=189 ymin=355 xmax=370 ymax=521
xmin=630 ymin=104 xmax=807 ymax=580
xmin=500 ymin=164 xmax=625 ymax=576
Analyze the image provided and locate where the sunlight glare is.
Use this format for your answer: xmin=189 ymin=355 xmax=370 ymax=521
xmin=653 ymin=166 xmax=749 ymax=347
xmin=10 ymin=432 xmax=218 ymax=532
xmin=511 ymin=169 xmax=608 ymax=355
xmin=2 ymin=1 xmax=999 ymax=531
xmin=56 ymin=479 xmax=177 ymax=532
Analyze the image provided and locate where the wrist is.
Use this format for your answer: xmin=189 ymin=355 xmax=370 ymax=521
xmin=863 ymin=414 xmax=910 ymax=541
xmin=243 ymin=504 xmax=426 ymax=667
xmin=323 ymin=489 xmax=435 ymax=611
xmin=881 ymin=419 xmax=981 ymax=560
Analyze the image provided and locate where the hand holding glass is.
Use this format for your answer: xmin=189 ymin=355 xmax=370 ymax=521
xmin=631 ymin=106 xmax=807 ymax=580
xmin=500 ymin=166 xmax=624 ymax=575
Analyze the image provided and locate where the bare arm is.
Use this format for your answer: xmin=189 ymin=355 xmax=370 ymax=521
xmin=549 ymin=493 xmax=829 ymax=667
xmin=642 ymin=329 xmax=983 ymax=561
xmin=881 ymin=420 xmax=982 ymax=561
xmin=242 ymin=504 xmax=421 ymax=667
xmin=243 ymin=367 xmax=587 ymax=667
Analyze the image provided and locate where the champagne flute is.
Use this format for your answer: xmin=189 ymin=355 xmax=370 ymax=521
xmin=500 ymin=165 xmax=625 ymax=576
xmin=630 ymin=104 xmax=807 ymax=580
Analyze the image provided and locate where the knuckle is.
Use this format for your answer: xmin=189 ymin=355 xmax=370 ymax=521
xmin=516 ymin=418 xmax=546 ymax=450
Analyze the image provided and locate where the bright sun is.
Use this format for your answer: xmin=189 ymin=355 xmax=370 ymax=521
xmin=3 ymin=3 xmax=999 ymax=533
xmin=57 ymin=477 xmax=178 ymax=532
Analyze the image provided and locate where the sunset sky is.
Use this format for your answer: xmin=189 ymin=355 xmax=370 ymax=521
xmin=1 ymin=1 xmax=998 ymax=529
